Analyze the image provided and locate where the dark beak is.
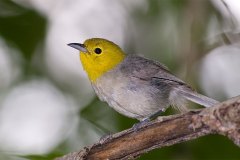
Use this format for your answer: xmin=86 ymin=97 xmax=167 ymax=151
xmin=68 ymin=43 xmax=87 ymax=52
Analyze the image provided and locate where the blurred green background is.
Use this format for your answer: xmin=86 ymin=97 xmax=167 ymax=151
xmin=0 ymin=0 xmax=240 ymax=159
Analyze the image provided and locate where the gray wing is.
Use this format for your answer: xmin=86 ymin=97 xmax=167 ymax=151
xmin=119 ymin=55 xmax=219 ymax=109
xmin=120 ymin=55 xmax=187 ymax=87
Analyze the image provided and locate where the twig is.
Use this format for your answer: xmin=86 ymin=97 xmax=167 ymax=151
xmin=56 ymin=96 xmax=240 ymax=160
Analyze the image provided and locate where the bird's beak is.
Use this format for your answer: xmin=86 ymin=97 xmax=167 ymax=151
xmin=68 ymin=43 xmax=88 ymax=52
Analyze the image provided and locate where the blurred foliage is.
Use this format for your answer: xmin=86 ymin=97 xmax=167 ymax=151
xmin=22 ymin=152 xmax=62 ymax=160
xmin=0 ymin=0 xmax=240 ymax=160
xmin=0 ymin=0 xmax=46 ymax=76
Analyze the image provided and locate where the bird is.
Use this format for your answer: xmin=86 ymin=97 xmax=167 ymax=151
xmin=68 ymin=38 xmax=219 ymax=126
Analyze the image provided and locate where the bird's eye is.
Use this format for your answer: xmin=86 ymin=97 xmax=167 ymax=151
xmin=94 ymin=48 xmax=102 ymax=54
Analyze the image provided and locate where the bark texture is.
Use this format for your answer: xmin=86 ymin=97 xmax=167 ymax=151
xmin=56 ymin=96 xmax=240 ymax=160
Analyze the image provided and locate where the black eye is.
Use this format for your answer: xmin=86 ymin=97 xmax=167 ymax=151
xmin=94 ymin=48 xmax=102 ymax=54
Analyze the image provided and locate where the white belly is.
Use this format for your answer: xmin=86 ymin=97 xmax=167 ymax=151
xmin=92 ymin=71 xmax=169 ymax=120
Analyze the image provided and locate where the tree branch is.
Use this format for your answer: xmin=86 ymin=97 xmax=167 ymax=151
xmin=56 ymin=96 xmax=240 ymax=160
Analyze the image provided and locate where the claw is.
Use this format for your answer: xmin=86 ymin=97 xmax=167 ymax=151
xmin=132 ymin=108 xmax=166 ymax=131
xmin=132 ymin=118 xmax=150 ymax=131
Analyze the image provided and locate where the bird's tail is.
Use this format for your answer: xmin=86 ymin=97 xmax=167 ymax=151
xmin=174 ymin=86 xmax=219 ymax=108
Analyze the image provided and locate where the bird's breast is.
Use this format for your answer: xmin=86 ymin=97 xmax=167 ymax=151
xmin=92 ymin=69 xmax=169 ymax=120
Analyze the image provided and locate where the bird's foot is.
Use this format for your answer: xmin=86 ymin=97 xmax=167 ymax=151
xmin=132 ymin=118 xmax=150 ymax=131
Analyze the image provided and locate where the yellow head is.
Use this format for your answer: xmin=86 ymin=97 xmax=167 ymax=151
xmin=68 ymin=38 xmax=126 ymax=82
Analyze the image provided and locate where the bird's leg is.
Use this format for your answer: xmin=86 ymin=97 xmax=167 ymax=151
xmin=132 ymin=108 xmax=166 ymax=131
xmin=132 ymin=117 xmax=150 ymax=131
xmin=148 ymin=108 xmax=166 ymax=120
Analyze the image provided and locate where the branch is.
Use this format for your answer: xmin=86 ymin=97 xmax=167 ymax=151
xmin=56 ymin=96 xmax=240 ymax=160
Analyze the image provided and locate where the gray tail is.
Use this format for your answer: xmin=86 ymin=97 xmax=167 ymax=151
xmin=176 ymin=87 xmax=219 ymax=107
